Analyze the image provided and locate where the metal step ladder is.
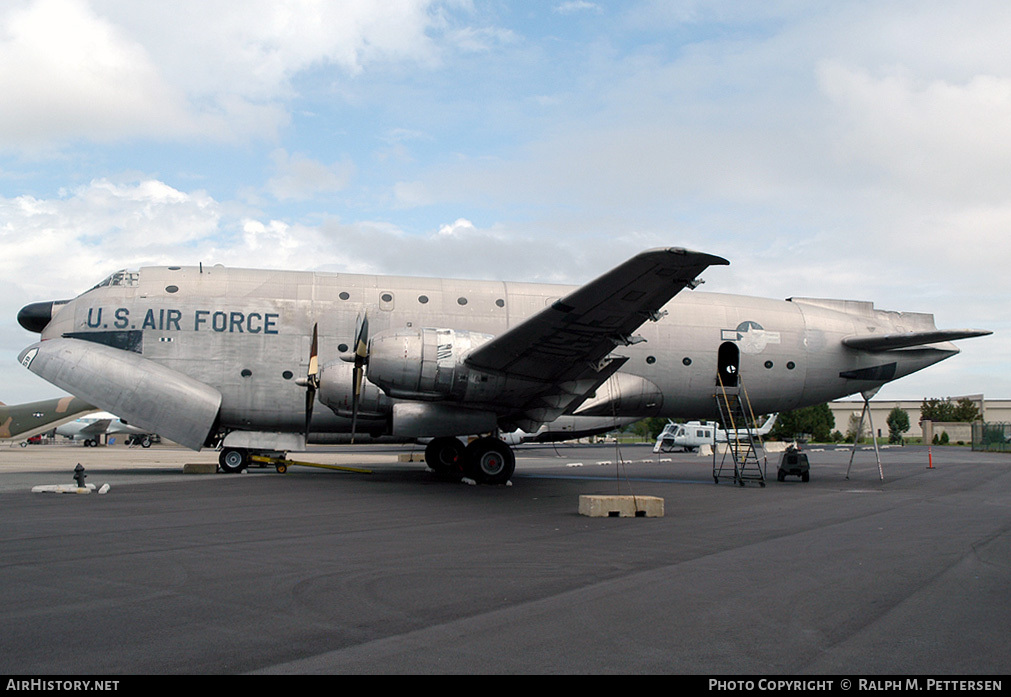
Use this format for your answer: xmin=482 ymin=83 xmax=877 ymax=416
xmin=713 ymin=376 xmax=767 ymax=487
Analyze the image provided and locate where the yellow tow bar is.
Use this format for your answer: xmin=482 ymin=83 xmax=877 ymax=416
xmin=249 ymin=454 xmax=372 ymax=475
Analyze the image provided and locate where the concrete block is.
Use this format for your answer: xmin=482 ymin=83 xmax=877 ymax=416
xmin=183 ymin=463 xmax=218 ymax=474
xmin=32 ymin=484 xmax=93 ymax=494
xmin=579 ymin=495 xmax=664 ymax=518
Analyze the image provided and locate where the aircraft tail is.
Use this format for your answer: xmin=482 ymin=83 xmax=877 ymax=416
xmin=755 ymin=413 xmax=777 ymax=435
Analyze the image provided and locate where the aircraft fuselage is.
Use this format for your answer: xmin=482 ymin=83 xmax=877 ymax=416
xmin=27 ymin=263 xmax=957 ymax=441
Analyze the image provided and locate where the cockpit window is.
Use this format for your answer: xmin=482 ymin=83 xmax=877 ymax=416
xmin=88 ymin=270 xmax=140 ymax=291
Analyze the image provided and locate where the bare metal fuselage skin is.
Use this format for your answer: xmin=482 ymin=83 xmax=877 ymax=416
xmin=29 ymin=263 xmax=957 ymax=444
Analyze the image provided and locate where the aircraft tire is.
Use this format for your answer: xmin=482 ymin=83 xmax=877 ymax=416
xmin=425 ymin=437 xmax=465 ymax=475
xmin=219 ymin=448 xmax=248 ymax=473
xmin=141 ymin=436 xmax=152 ymax=448
xmin=463 ymin=437 xmax=515 ymax=485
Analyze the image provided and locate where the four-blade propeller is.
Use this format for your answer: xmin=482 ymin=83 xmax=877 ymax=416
xmin=298 ymin=314 xmax=371 ymax=442
xmin=296 ymin=323 xmax=321 ymax=437
xmin=349 ymin=313 xmax=369 ymax=443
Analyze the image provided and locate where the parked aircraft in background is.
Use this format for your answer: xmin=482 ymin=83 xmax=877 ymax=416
xmin=17 ymin=247 xmax=990 ymax=483
xmin=55 ymin=412 xmax=157 ymax=447
xmin=501 ymin=415 xmax=638 ymax=445
xmin=55 ymin=414 xmax=111 ymax=445
xmin=653 ymin=414 xmax=778 ymax=453
xmin=0 ymin=396 xmax=96 ymax=444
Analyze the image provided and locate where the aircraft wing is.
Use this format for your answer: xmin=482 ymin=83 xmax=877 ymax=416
xmin=465 ymin=247 xmax=728 ymax=383
xmin=843 ymin=329 xmax=992 ymax=352
xmin=0 ymin=396 xmax=96 ymax=442
xmin=77 ymin=418 xmax=113 ymax=437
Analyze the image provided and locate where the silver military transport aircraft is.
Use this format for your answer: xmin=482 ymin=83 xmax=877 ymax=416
xmin=16 ymin=248 xmax=989 ymax=484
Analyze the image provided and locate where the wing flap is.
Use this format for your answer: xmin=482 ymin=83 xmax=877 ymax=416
xmin=466 ymin=247 xmax=728 ymax=383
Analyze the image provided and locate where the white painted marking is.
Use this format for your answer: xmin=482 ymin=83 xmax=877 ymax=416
xmin=20 ymin=348 xmax=38 ymax=369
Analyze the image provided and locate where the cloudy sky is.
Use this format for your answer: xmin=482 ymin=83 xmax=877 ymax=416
xmin=1 ymin=0 xmax=1007 ymax=406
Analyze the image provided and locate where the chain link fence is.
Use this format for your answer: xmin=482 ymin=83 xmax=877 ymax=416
xmin=972 ymin=422 xmax=1011 ymax=453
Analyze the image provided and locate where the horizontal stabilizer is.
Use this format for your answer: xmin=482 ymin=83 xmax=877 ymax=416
xmin=843 ymin=329 xmax=991 ymax=352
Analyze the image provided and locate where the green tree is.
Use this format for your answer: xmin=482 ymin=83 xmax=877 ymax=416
xmin=630 ymin=417 xmax=667 ymax=441
xmin=846 ymin=413 xmax=865 ymax=442
xmin=952 ymin=398 xmax=982 ymax=422
xmin=886 ymin=406 xmax=910 ymax=444
xmin=769 ymin=403 xmax=835 ymax=442
xmin=920 ymin=397 xmax=981 ymax=422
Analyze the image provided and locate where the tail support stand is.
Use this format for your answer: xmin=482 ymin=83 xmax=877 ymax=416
xmin=845 ymin=388 xmax=884 ymax=481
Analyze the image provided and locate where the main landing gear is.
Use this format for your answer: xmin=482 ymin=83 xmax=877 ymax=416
xmin=424 ymin=436 xmax=515 ymax=485
xmin=219 ymin=447 xmax=249 ymax=473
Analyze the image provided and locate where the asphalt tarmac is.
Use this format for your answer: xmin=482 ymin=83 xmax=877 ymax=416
xmin=1 ymin=440 xmax=1008 ymax=675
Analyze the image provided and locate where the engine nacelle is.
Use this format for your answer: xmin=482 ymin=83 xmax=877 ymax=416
xmin=317 ymin=360 xmax=390 ymax=418
xmin=391 ymin=402 xmax=498 ymax=438
xmin=366 ymin=328 xmax=506 ymax=402
xmin=573 ymin=372 xmax=664 ymax=417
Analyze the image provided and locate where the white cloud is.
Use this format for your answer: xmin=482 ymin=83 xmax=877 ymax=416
xmin=266 ymin=150 xmax=355 ymax=201
xmin=553 ymin=2 xmax=602 ymax=15
xmin=0 ymin=0 xmax=194 ymax=149
xmin=99 ymin=0 xmax=447 ymax=93
xmin=0 ymin=0 xmax=463 ymax=150
xmin=818 ymin=63 xmax=1011 ymax=203
xmin=393 ymin=181 xmax=431 ymax=208
xmin=0 ymin=178 xmax=221 ymax=293
xmin=447 ymin=25 xmax=518 ymax=53
xmin=437 ymin=217 xmax=475 ymax=236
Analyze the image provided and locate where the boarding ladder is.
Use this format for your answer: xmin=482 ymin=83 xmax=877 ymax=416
xmin=713 ymin=376 xmax=767 ymax=487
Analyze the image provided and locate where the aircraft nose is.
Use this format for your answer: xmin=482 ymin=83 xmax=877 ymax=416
xmin=18 ymin=301 xmax=56 ymax=333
